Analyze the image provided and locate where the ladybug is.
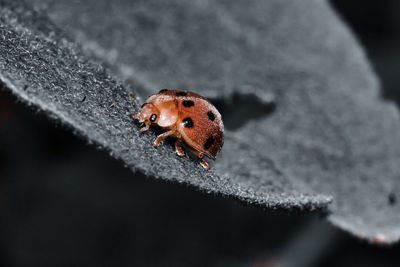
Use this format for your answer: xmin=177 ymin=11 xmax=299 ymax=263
xmin=132 ymin=89 xmax=224 ymax=170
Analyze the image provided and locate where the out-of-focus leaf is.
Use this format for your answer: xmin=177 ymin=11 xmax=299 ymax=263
xmin=1 ymin=0 xmax=400 ymax=243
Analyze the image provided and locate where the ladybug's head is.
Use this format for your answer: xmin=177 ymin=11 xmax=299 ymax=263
xmin=135 ymin=102 xmax=160 ymax=124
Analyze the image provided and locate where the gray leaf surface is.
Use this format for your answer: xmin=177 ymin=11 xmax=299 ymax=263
xmin=1 ymin=0 xmax=400 ymax=243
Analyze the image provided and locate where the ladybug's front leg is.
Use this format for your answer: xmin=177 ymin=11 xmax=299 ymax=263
xmin=140 ymin=123 xmax=150 ymax=133
xmin=131 ymin=113 xmax=138 ymax=120
xmin=131 ymin=112 xmax=149 ymax=133
xmin=175 ymin=140 xmax=185 ymax=157
xmin=154 ymin=130 xmax=174 ymax=147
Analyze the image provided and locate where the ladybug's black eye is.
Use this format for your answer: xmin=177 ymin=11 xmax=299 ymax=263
xmin=150 ymin=114 xmax=157 ymax=122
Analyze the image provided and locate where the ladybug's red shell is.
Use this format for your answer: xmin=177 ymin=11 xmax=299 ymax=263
xmin=147 ymin=89 xmax=224 ymax=159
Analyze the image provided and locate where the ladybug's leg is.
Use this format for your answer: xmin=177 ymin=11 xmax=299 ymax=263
xmin=131 ymin=113 xmax=138 ymax=120
xmin=186 ymin=146 xmax=209 ymax=170
xmin=198 ymin=158 xmax=209 ymax=170
xmin=175 ymin=140 xmax=185 ymax=157
xmin=132 ymin=112 xmax=150 ymax=133
xmin=154 ymin=130 xmax=174 ymax=147
xmin=140 ymin=123 xmax=150 ymax=133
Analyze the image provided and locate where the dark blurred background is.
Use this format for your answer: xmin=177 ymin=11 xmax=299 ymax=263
xmin=0 ymin=1 xmax=399 ymax=266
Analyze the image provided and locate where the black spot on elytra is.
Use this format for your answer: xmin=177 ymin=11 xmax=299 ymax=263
xmin=182 ymin=100 xmax=194 ymax=107
xmin=207 ymin=111 xmax=215 ymax=121
xmin=182 ymin=117 xmax=194 ymax=128
xmin=141 ymin=103 xmax=148 ymax=108
xmin=158 ymin=89 xmax=168 ymax=93
xmin=203 ymin=136 xmax=214 ymax=150
xmin=210 ymin=93 xmax=276 ymax=130
xmin=175 ymin=91 xmax=187 ymax=96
